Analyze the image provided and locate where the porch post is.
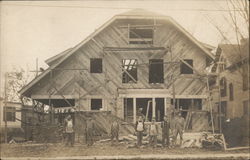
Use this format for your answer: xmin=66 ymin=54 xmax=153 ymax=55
xmin=164 ymin=97 xmax=167 ymax=116
xmin=152 ymin=98 xmax=156 ymax=119
xmin=133 ymin=98 xmax=136 ymax=123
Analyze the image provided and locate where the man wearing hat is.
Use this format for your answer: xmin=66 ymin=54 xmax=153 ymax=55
xmin=137 ymin=107 xmax=145 ymax=120
xmin=173 ymin=112 xmax=185 ymax=146
xmin=161 ymin=115 xmax=170 ymax=147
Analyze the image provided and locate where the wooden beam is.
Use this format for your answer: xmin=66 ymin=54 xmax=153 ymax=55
xmin=103 ymin=47 xmax=165 ymax=51
xmin=152 ymin=98 xmax=156 ymax=119
xmin=112 ymin=26 xmax=128 ymax=43
xmin=133 ymin=97 xmax=136 ymax=124
xmin=119 ymin=24 xmax=162 ymax=28
xmin=91 ymin=38 xmax=103 ymax=50
xmin=119 ymin=94 xmax=207 ymax=99
xmin=51 ymin=85 xmax=73 ymax=106
xmin=31 ymin=95 xmax=76 ymax=99
xmin=121 ymin=65 xmax=137 ymax=83
xmin=177 ymin=57 xmax=204 ymax=76
xmin=164 ymin=98 xmax=167 ymax=116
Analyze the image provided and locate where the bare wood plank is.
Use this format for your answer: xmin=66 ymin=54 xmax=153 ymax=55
xmin=104 ymin=47 xmax=165 ymax=51
xmin=31 ymin=95 xmax=76 ymax=99
xmin=119 ymin=24 xmax=162 ymax=28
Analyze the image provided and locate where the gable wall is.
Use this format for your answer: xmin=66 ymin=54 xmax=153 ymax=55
xmin=30 ymin=18 xmax=209 ymax=112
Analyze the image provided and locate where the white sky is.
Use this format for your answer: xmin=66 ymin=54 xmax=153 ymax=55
xmin=0 ymin=0 xmax=248 ymax=96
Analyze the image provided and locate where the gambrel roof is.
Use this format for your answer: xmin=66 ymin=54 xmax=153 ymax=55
xmin=19 ymin=9 xmax=215 ymax=97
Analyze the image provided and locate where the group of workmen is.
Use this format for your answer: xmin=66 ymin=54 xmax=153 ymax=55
xmin=133 ymin=111 xmax=185 ymax=148
xmin=63 ymin=111 xmax=185 ymax=148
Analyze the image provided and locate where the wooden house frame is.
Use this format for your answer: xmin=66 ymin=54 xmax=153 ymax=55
xmin=19 ymin=9 xmax=215 ymax=127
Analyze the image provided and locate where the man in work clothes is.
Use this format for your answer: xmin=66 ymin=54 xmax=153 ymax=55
xmin=173 ymin=112 xmax=185 ymax=146
xmin=86 ymin=117 xmax=95 ymax=146
xmin=161 ymin=115 xmax=170 ymax=147
xmin=148 ymin=118 xmax=158 ymax=147
xmin=137 ymin=108 xmax=145 ymax=120
xmin=64 ymin=115 xmax=74 ymax=146
xmin=110 ymin=119 xmax=119 ymax=145
xmin=135 ymin=116 xmax=145 ymax=147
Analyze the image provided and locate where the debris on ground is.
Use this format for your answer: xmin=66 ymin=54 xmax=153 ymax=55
xmin=201 ymin=133 xmax=225 ymax=150
xmin=181 ymin=132 xmax=203 ymax=148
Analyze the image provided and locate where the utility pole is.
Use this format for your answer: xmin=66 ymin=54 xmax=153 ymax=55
xmin=217 ymin=56 xmax=222 ymax=133
xmin=4 ymin=72 xmax=8 ymax=143
xmin=218 ymin=71 xmax=222 ymax=133
xmin=170 ymin=46 xmax=176 ymax=113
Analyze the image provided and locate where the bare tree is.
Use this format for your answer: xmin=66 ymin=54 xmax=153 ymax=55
xmin=205 ymin=0 xmax=249 ymax=76
xmin=5 ymin=66 xmax=34 ymax=104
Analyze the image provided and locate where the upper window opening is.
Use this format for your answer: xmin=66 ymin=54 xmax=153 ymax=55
xmin=149 ymin=59 xmax=164 ymax=83
xmin=90 ymin=58 xmax=102 ymax=73
xmin=122 ymin=59 xmax=138 ymax=83
xmin=129 ymin=28 xmax=153 ymax=44
xmin=181 ymin=59 xmax=193 ymax=74
xmin=91 ymin=99 xmax=102 ymax=110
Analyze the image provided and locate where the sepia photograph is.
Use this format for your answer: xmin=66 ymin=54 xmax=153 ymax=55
xmin=0 ymin=0 xmax=249 ymax=159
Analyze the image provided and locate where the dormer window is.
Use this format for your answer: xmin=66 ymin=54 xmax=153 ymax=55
xmin=129 ymin=28 xmax=153 ymax=44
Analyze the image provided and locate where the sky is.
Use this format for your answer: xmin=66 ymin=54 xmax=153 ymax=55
xmin=0 ymin=0 xmax=248 ymax=96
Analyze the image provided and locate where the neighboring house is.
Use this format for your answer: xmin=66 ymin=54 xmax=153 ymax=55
xmin=210 ymin=39 xmax=249 ymax=125
xmin=0 ymin=99 xmax=22 ymax=129
xmin=19 ymin=9 xmax=214 ymax=132
xmin=0 ymin=98 xmax=23 ymax=142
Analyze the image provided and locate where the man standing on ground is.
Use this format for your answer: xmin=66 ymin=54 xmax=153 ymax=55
xmin=148 ymin=117 xmax=158 ymax=147
xmin=174 ymin=112 xmax=185 ymax=146
xmin=86 ymin=117 xmax=95 ymax=146
xmin=110 ymin=118 xmax=119 ymax=145
xmin=135 ymin=116 xmax=145 ymax=147
xmin=64 ymin=115 xmax=74 ymax=147
xmin=161 ymin=115 xmax=170 ymax=147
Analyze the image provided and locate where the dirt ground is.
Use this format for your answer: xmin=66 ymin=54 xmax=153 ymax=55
xmin=1 ymin=142 xmax=249 ymax=158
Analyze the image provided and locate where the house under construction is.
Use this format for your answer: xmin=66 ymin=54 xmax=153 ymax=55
xmin=19 ymin=9 xmax=215 ymax=134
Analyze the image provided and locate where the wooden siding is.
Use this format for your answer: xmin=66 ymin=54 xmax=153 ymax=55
xmin=30 ymin=18 xmax=209 ymax=112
